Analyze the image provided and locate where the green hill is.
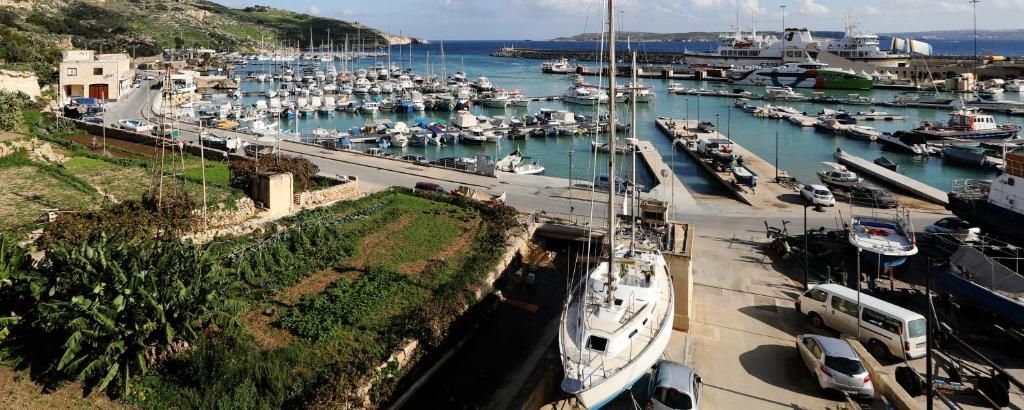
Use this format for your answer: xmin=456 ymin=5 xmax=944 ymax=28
xmin=0 ymin=1 xmax=407 ymax=85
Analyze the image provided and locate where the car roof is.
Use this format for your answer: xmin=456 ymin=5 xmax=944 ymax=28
xmin=812 ymin=283 xmax=924 ymax=320
xmin=807 ymin=184 xmax=829 ymax=190
xmin=804 ymin=335 xmax=859 ymax=359
xmin=655 ymin=361 xmax=696 ymax=391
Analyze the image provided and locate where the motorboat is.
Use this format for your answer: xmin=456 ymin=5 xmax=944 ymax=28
xmin=853 ymin=110 xmax=904 ymax=121
xmin=848 ymin=213 xmax=918 ymax=268
xmin=878 ymin=131 xmax=938 ymax=156
xmin=761 ymin=86 xmax=808 ymax=101
xmin=361 ymin=101 xmax=380 ymax=114
xmin=625 ymin=82 xmax=655 ymax=103
xmin=481 ymin=89 xmax=511 ymax=108
xmin=910 ymin=106 xmax=1020 ymax=140
xmin=562 ymin=85 xmax=608 ymax=105
xmin=847 ymin=125 xmax=881 ymax=141
xmin=472 ymin=76 xmax=494 ymax=91
xmin=541 ymin=58 xmax=573 ymax=74
xmin=873 ymin=156 xmax=898 ymax=172
xmin=817 ymin=161 xmax=863 ymax=188
xmin=459 ymin=127 xmax=492 ymax=144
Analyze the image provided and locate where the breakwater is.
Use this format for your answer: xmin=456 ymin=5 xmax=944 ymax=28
xmin=491 ymin=46 xmax=686 ymax=64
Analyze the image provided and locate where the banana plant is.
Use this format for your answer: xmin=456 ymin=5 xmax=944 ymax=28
xmin=0 ymin=233 xmax=39 ymax=340
xmin=33 ymin=236 xmax=245 ymax=396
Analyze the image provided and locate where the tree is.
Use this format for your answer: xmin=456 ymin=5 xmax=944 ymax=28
xmin=31 ymin=237 xmax=245 ymax=396
xmin=0 ymin=91 xmax=31 ymax=132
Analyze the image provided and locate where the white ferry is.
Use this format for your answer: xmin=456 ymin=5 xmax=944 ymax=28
xmin=818 ymin=13 xmax=912 ymax=68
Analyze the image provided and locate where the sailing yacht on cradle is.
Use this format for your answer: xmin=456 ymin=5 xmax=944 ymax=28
xmin=559 ymin=2 xmax=675 ymax=408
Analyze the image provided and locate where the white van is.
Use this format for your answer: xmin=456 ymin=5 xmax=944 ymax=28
xmin=796 ymin=283 xmax=927 ymax=360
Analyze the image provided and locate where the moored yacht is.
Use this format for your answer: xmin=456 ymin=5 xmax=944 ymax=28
xmin=910 ymin=106 xmax=1020 ymax=141
xmin=817 ymin=161 xmax=863 ymax=188
xmin=562 ymin=85 xmax=608 ymax=105
xmin=949 ymin=149 xmax=1024 ymax=245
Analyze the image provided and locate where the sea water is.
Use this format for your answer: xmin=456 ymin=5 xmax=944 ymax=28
xmin=234 ymin=41 xmax=1024 ymax=194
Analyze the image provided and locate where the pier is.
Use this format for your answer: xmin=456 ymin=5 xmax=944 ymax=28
xmin=633 ymin=140 xmax=699 ymax=210
xmin=655 ymin=117 xmax=797 ymax=207
xmin=833 ymin=149 xmax=950 ymax=205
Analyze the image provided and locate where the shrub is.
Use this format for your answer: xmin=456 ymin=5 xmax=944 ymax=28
xmin=0 ymin=91 xmax=32 ymax=132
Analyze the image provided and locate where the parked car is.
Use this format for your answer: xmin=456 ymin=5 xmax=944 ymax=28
xmin=796 ymin=284 xmax=927 ymax=359
xmin=414 ymin=181 xmax=446 ymax=194
xmin=150 ymin=81 xmax=163 ymax=90
xmin=80 ymin=116 xmax=104 ymax=124
xmin=924 ymin=217 xmax=981 ymax=243
xmin=801 ymin=184 xmax=835 ymax=207
xmin=697 ymin=121 xmax=716 ymax=133
xmin=795 ymin=334 xmax=875 ymax=399
xmin=116 ymin=119 xmax=152 ymax=133
xmin=648 ymin=360 xmax=702 ymax=410
xmin=848 ymin=186 xmax=897 ymax=208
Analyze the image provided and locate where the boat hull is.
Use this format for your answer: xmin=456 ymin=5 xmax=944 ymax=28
xmin=937 ymin=268 xmax=1024 ymax=327
xmin=732 ymin=68 xmax=873 ymax=90
xmin=912 ymin=128 xmax=1019 ymax=141
xmin=948 ymin=194 xmax=1024 ymax=246
xmin=564 ymin=297 xmax=674 ymax=409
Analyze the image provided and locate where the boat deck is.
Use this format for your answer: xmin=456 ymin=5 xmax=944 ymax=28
xmin=850 ymin=218 xmax=914 ymax=255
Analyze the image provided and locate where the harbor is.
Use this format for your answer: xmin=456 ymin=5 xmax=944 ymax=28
xmin=6 ymin=0 xmax=1024 ymax=408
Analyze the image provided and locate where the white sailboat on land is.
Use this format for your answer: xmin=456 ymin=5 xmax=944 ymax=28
xmin=558 ymin=1 xmax=675 ymax=407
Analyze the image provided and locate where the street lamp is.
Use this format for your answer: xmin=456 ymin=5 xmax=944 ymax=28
xmin=685 ymin=98 xmax=689 ymax=131
xmin=727 ymin=107 xmax=732 ymax=142
xmin=774 ymin=129 xmax=780 ymax=182
xmin=803 ymin=203 xmax=826 ymax=290
xmin=970 ymin=0 xmax=980 ymax=81
xmin=780 ymin=5 xmax=787 ymax=50
xmin=715 ymin=114 xmax=720 ymax=136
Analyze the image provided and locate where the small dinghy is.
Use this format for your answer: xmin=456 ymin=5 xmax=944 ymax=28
xmin=873 ymin=156 xmax=899 ymax=172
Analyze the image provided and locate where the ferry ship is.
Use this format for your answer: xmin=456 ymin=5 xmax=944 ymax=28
xmin=730 ymin=61 xmax=874 ymax=90
xmin=685 ymin=21 xmax=912 ymax=69
xmin=818 ymin=14 xmax=912 ymax=68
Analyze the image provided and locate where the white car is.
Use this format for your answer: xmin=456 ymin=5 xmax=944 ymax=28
xmin=796 ymin=334 xmax=875 ymax=399
xmin=924 ymin=217 xmax=981 ymax=243
xmin=647 ymin=360 xmax=702 ymax=410
xmin=801 ymin=184 xmax=835 ymax=207
xmin=116 ymin=119 xmax=152 ymax=133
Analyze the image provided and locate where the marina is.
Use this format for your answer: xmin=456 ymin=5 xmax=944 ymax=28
xmin=15 ymin=1 xmax=1024 ymax=408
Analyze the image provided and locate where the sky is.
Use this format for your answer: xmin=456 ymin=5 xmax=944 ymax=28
xmin=213 ymin=0 xmax=1024 ymax=40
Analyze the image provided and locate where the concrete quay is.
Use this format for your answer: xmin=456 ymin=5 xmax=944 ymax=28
xmin=833 ymin=149 xmax=950 ymax=206
xmin=655 ymin=117 xmax=798 ymax=208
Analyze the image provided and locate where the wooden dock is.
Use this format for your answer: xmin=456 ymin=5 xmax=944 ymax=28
xmin=655 ymin=117 xmax=797 ymax=208
xmin=833 ymin=149 xmax=949 ymax=206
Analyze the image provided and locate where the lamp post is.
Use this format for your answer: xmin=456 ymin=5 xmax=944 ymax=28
xmin=727 ymin=107 xmax=732 ymax=142
xmin=568 ymin=149 xmax=574 ymax=223
xmin=780 ymin=5 xmax=787 ymax=50
xmin=774 ymin=129 xmax=780 ymax=182
xmin=804 ymin=203 xmax=825 ymax=290
xmin=970 ymin=0 xmax=980 ymax=81
xmin=715 ymin=114 xmax=720 ymax=137
xmin=685 ymin=98 xmax=689 ymax=131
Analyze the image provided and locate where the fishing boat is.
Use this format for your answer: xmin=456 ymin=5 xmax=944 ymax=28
xmin=817 ymin=161 xmax=863 ymax=188
xmin=873 ymin=156 xmax=898 ymax=172
xmin=472 ymin=76 xmax=494 ymax=91
xmin=948 ymin=149 xmax=1024 ymax=245
xmin=459 ymin=127 xmax=490 ymax=145
xmin=732 ymin=163 xmax=757 ymax=188
xmin=730 ymin=62 xmax=873 ymax=90
xmin=910 ymin=106 xmax=1020 ymax=141
xmin=560 ymin=3 xmax=675 ymax=408
xmin=542 ymin=58 xmax=573 ymax=74
xmin=848 ymin=213 xmax=918 ymax=268
xmin=481 ymin=89 xmax=511 ymax=108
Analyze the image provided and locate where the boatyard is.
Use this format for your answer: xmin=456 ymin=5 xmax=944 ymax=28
xmin=3 ymin=0 xmax=1024 ymax=409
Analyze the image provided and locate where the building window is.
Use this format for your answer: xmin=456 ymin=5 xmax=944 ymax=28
xmin=67 ymin=68 xmax=78 ymax=77
xmin=93 ymin=67 xmax=104 ymax=76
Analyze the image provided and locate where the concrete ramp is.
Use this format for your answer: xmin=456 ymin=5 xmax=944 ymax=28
xmin=833 ymin=149 xmax=949 ymax=205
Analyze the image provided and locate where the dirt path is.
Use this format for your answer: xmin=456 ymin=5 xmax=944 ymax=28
xmin=0 ymin=365 xmax=124 ymax=410
xmin=398 ymin=219 xmax=480 ymax=275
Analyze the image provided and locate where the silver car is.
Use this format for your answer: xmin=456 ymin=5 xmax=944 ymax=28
xmin=796 ymin=334 xmax=874 ymax=398
xmin=648 ymin=360 xmax=702 ymax=410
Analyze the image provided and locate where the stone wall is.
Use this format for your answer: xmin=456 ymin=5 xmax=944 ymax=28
xmin=0 ymin=69 xmax=41 ymax=99
xmin=297 ymin=177 xmax=360 ymax=209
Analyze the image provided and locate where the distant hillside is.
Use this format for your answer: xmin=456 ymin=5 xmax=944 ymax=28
xmin=552 ymin=30 xmax=847 ymax=42
xmin=0 ymin=0 xmax=408 ymax=85
xmin=881 ymin=29 xmax=1024 ymax=40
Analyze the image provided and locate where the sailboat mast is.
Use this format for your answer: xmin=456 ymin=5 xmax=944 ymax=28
xmin=630 ymin=51 xmax=637 ymax=252
xmin=606 ymin=0 xmax=617 ymax=309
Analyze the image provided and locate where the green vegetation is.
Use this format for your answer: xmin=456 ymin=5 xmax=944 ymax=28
xmin=0 ymin=235 xmax=243 ymax=396
xmin=125 ymin=189 xmax=520 ymax=409
xmin=0 ymin=0 xmax=402 ymax=84
xmin=0 ymin=91 xmax=31 ymax=132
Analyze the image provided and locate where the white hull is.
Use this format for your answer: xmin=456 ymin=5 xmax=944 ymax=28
xmin=572 ymin=313 xmax=673 ymax=408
